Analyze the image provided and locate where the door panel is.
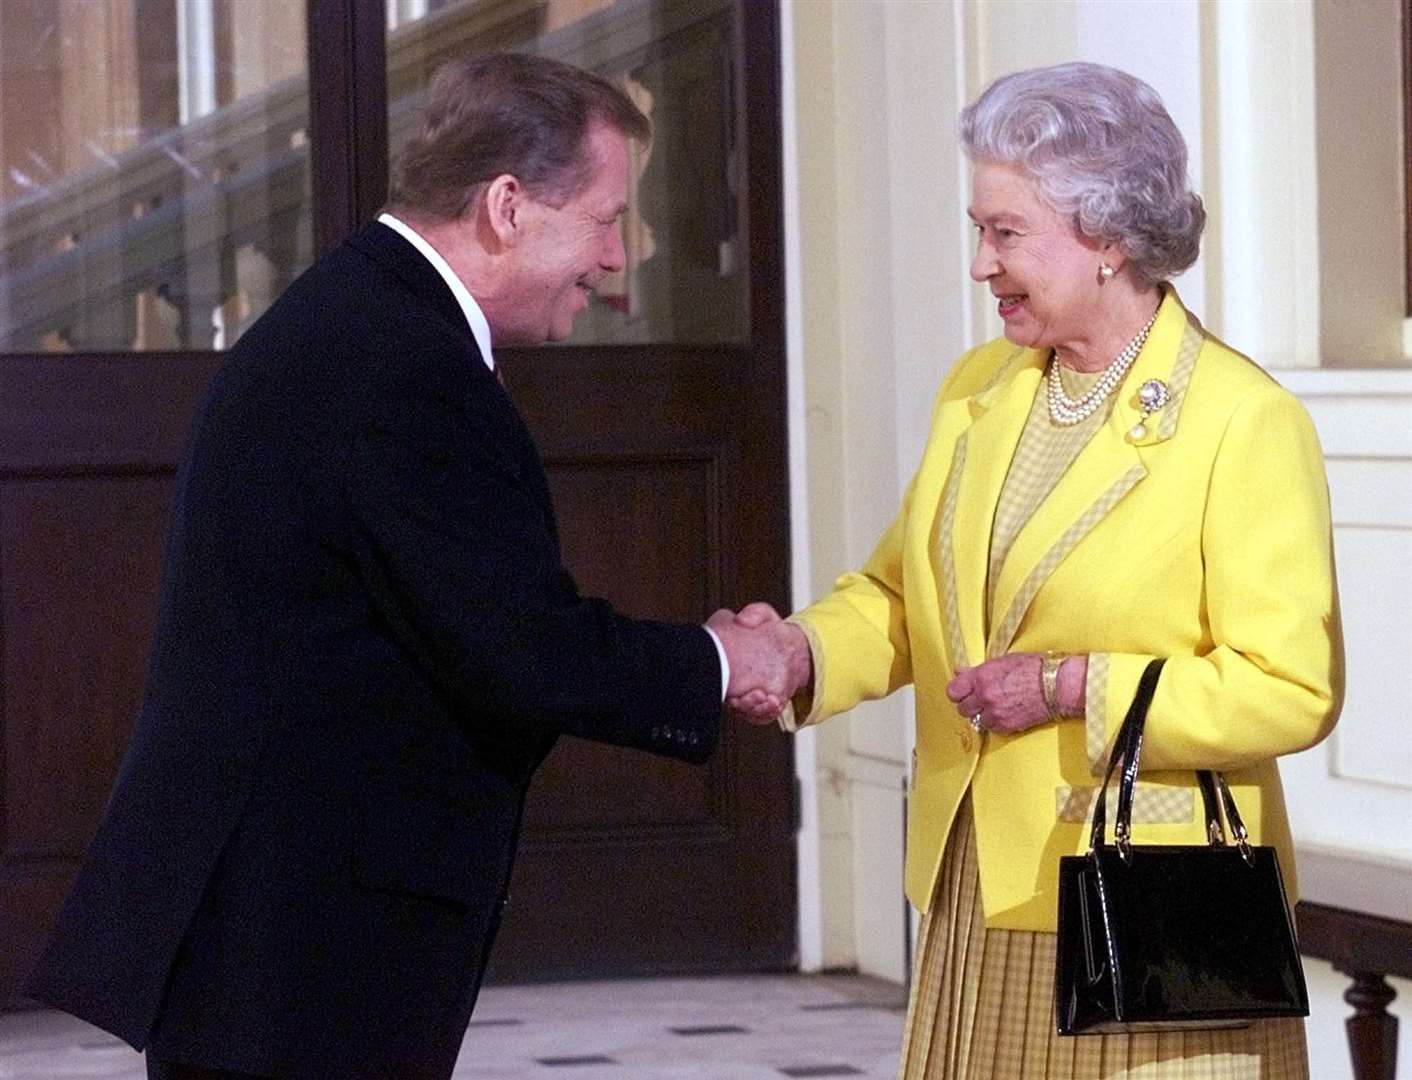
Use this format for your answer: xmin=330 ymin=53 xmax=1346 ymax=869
xmin=2 ymin=475 xmax=171 ymax=848
xmin=485 ymin=343 xmax=795 ymax=980
xmin=527 ymin=453 xmax=719 ymax=833
xmin=0 ymin=354 xmax=223 ymax=1002
xmin=0 ymin=475 xmax=171 ymax=984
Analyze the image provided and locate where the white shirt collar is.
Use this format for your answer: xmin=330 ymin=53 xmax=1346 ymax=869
xmin=377 ymin=212 xmax=494 ymax=373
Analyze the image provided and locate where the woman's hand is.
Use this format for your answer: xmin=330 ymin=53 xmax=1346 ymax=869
xmin=946 ymin=652 xmax=1087 ymax=735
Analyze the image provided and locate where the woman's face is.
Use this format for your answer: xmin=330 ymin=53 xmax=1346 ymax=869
xmin=968 ymin=161 xmax=1107 ymax=353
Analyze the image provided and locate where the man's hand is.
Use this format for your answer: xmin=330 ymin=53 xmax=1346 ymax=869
xmin=707 ymin=605 xmax=812 ymax=724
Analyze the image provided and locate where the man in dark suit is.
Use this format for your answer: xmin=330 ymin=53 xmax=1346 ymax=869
xmin=27 ymin=53 xmax=805 ymax=1080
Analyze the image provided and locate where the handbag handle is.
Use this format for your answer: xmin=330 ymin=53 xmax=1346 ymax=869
xmin=1089 ymin=658 xmax=1163 ymax=853
xmin=1089 ymin=658 xmax=1241 ymax=861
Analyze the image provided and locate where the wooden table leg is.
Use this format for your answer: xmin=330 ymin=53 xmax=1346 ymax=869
xmin=1343 ymin=970 xmax=1398 ymax=1080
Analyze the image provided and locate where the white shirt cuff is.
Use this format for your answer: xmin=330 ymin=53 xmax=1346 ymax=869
xmin=703 ymin=626 xmax=730 ymax=703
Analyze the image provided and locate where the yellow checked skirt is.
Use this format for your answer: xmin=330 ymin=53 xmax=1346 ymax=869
xmin=897 ymin=795 xmax=1309 ymax=1080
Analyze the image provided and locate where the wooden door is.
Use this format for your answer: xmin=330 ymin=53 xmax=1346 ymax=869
xmin=0 ymin=0 xmax=792 ymax=1003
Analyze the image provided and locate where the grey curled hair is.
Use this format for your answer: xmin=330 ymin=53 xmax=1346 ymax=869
xmin=959 ymin=61 xmax=1205 ymax=286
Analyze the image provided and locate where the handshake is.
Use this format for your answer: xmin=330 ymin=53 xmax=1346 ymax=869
xmin=707 ymin=603 xmax=814 ymax=724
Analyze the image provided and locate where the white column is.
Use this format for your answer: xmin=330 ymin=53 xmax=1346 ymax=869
xmin=176 ymin=0 xmax=218 ymax=124
xmin=387 ymin=0 xmax=430 ymax=32
xmin=781 ymin=0 xmax=825 ymax=974
xmin=1207 ymin=0 xmax=1320 ymax=366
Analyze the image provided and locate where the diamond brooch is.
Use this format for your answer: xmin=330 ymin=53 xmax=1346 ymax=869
xmin=1129 ymin=378 xmax=1170 ymax=440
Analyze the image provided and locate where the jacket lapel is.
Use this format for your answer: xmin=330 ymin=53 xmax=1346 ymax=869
xmin=985 ymin=289 xmax=1203 ymax=657
xmin=940 ymin=346 xmax=1044 ymax=669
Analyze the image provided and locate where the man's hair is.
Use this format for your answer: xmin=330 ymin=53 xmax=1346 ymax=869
xmin=387 ymin=52 xmax=650 ymax=222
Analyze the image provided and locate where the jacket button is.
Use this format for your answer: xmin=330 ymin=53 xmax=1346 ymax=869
xmin=675 ymin=729 xmax=687 ymax=744
xmin=959 ymin=731 xmax=973 ymax=753
xmin=688 ymin=732 xmax=699 ymax=747
xmin=651 ymin=725 xmax=662 ymax=740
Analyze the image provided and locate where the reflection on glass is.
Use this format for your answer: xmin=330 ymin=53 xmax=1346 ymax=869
xmin=0 ymin=1 xmax=311 ymax=352
xmin=387 ymin=0 xmax=747 ymax=346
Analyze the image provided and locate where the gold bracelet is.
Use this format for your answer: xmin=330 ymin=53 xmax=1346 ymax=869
xmin=1041 ymin=653 xmax=1065 ymax=720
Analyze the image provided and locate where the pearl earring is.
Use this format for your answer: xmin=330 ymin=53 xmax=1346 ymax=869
xmin=1099 ymin=263 xmax=1116 ymax=281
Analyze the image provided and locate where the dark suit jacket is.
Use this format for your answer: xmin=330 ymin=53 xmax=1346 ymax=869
xmin=27 ymin=222 xmax=723 ymax=1079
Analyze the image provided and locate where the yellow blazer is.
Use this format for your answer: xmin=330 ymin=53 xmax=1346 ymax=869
xmin=788 ymin=288 xmax=1344 ymax=931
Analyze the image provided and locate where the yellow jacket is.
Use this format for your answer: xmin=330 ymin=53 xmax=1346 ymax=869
xmin=789 ymin=288 xmax=1343 ymax=931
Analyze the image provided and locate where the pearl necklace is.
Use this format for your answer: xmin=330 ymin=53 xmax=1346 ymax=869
xmin=1046 ymin=309 xmax=1159 ymax=426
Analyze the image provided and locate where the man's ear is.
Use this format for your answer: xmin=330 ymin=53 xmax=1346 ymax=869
xmin=482 ymin=173 xmax=527 ymax=248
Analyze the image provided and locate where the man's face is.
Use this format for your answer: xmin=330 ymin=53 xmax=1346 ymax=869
xmin=499 ymin=120 xmax=630 ymax=344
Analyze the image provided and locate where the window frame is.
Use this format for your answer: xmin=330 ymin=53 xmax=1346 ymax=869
xmin=1403 ymin=0 xmax=1411 ymax=314
xmin=308 ymin=0 xmax=390 ymax=256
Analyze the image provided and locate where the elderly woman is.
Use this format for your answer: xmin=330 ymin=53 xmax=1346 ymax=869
xmin=738 ymin=62 xmax=1342 ymax=1078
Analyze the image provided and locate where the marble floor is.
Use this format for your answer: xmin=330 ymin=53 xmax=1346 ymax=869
xmin=0 ymin=974 xmax=906 ymax=1080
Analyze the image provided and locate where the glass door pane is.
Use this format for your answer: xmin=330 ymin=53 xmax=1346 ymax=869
xmin=385 ymin=0 xmax=747 ymax=345
xmin=0 ymin=0 xmax=313 ymax=352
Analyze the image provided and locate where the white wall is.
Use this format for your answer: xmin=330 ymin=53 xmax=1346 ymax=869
xmin=1277 ymin=370 xmax=1412 ymax=910
xmin=785 ymin=0 xmax=976 ymax=979
xmin=782 ymin=0 xmax=1412 ymax=1060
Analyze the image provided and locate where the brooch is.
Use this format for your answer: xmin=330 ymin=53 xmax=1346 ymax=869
xmin=1129 ymin=379 xmax=1170 ymax=440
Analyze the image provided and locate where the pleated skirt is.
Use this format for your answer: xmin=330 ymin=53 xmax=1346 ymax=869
xmin=897 ymin=794 xmax=1309 ymax=1080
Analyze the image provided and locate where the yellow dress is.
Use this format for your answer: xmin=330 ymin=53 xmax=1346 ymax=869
xmin=896 ymin=365 xmax=1308 ymax=1080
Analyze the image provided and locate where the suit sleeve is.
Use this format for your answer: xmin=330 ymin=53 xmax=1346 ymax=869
xmin=1085 ymin=387 xmax=1344 ymax=773
xmin=340 ymin=370 xmax=720 ymax=764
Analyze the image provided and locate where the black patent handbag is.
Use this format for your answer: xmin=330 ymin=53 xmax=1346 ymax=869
xmin=1054 ymin=658 xmax=1309 ymax=1035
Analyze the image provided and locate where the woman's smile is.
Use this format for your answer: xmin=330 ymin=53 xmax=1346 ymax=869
xmin=996 ymin=293 xmax=1027 ymax=319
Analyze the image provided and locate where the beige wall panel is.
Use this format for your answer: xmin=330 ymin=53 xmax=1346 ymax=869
xmin=967 ymin=0 xmax=1077 ymax=91
xmin=790 ymin=0 xmax=858 ymax=971
xmin=1313 ymin=0 xmax=1404 ymax=365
